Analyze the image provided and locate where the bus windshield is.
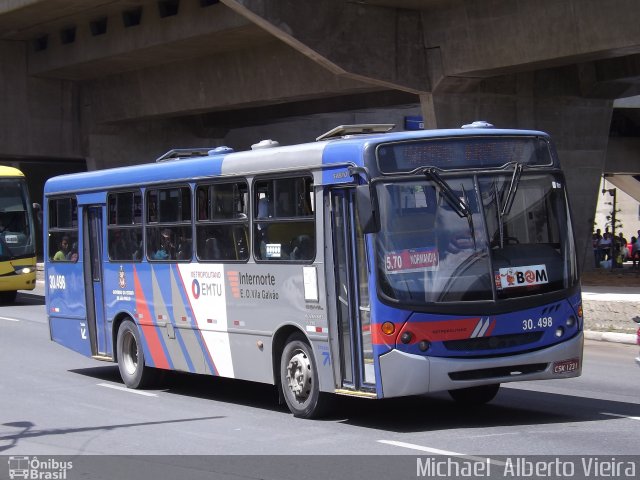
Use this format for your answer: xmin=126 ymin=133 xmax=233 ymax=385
xmin=376 ymin=172 xmax=577 ymax=305
xmin=0 ymin=178 xmax=36 ymax=260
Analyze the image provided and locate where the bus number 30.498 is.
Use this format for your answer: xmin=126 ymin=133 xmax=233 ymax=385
xmin=523 ymin=317 xmax=554 ymax=331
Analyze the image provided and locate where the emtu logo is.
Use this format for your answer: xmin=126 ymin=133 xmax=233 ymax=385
xmin=191 ymin=278 xmax=222 ymax=298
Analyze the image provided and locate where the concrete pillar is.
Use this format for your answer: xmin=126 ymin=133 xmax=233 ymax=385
xmin=0 ymin=40 xmax=81 ymax=159
xmin=421 ymin=69 xmax=613 ymax=272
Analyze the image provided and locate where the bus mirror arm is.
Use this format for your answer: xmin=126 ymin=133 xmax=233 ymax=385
xmin=349 ymin=167 xmax=380 ymax=234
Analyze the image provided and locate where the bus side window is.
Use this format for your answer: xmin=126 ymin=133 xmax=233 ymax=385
xmin=146 ymin=186 xmax=192 ymax=262
xmin=196 ymin=181 xmax=249 ymax=262
xmin=108 ymin=191 xmax=143 ymax=262
xmin=253 ymin=175 xmax=315 ymax=262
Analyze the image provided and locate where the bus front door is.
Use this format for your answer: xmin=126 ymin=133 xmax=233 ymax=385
xmin=83 ymin=206 xmax=108 ymax=357
xmin=330 ymin=190 xmax=376 ymax=392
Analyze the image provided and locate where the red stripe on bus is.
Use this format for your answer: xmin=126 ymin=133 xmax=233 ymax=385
xmin=133 ymin=268 xmax=170 ymax=370
xmin=372 ymin=318 xmax=481 ymax=345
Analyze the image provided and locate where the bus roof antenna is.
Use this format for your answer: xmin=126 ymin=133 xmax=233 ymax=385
xmin=316 ymin=124 xmax=395 ymax=142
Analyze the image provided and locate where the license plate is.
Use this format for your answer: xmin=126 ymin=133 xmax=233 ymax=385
xmin=553 ymin=358 xmax=580 ymax=374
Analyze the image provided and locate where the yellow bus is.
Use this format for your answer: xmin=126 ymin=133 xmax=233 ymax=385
xmin=0 ymin=166 xmax=37 ymax=303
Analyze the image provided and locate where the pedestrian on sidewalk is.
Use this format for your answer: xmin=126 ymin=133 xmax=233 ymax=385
xmin=631 ymin=236 xmax=639 ymax=270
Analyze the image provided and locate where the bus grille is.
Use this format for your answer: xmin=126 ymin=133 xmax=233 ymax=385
xmin=443 ymin=332 xmax=544 ymax=352
xmin=449 ymin=363 xmax=548 ymax=381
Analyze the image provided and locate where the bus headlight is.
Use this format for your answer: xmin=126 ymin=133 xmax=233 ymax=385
xmin=15 ymin=267 xmax=32 ymax=275
xmin=418 ymin=340 xmax=431 ymax=352
xmin=555 ymin=327 xmax=565 ymax=337
xmin=400 ymin=332 xmax=412 ymax=344
xmin=566 ymin=316 xmax=576 ymax=327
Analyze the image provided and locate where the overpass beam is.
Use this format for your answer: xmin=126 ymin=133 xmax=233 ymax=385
xmin=221 ymin=0 xmax=429 ymax=93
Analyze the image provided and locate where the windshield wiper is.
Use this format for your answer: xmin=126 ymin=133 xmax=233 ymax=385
xmin=493 ymin=162 xmax=524 ymax=249
xmin=423 ymin=168 xmax=470 ymax=218
xmin=501 ymin=162 xmax=523 ymax=216
xmin=461 ymin=184 xmax=477 ymax=250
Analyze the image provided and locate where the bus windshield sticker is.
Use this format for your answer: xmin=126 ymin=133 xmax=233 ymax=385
xmin=496 ymin=264 xmax=548 ymax=289
xmin=4 ymin=234 xmax=18 ymax=243
xmin=385 ymin=247 xmax=439 ymax=274
xmin=265 ymin=244 xmax=282 ymax=258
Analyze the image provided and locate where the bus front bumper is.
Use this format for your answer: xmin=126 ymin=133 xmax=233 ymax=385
xmin=378 ymin=332 xmax=584 ymax=398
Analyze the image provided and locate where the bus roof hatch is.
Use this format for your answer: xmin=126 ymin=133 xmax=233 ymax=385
xmin=315 ymin=124 xmax=395 ymax=142
xmin=155 ymin=148 xmax=216 ymax=162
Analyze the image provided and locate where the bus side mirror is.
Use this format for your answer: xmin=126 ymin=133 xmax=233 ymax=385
xmin=355 ymin=184 xmax=379 ymax=234
xmin=32 ymin=203 xmax=42 ymax=225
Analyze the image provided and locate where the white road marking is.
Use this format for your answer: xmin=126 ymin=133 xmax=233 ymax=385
xmin=602 ymin=412 xmax=640 ymax=421
xmin=378 ymin=440 xmax=505 ymax=466
xmin=0 ymin=316 xmax=20 ymax=322
xmin=97 ymin=383 xmax=157 ymax=397
xmin=468 ymin=432 xmax=520 ymax=438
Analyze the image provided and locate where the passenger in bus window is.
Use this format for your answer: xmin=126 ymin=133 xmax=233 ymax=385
xmin=176 ymin=230 xmax=192 ymax=260
xmin=53 ymin=235 xmax=70 ymax=261
xmin=152 ymin=229 xmax=174 ymax=260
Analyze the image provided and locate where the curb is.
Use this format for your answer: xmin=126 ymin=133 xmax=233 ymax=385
xmin=584 ymin=330 xmax=637 ymax=345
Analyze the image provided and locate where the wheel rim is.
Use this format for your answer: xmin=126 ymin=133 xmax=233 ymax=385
xmin=285 ymin=349 xmax=312 ymax=402
xmin=122 ymin=330 xmax=138 ymax=376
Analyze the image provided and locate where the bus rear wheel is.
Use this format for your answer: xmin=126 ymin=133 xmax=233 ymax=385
xmin=280 ymin=332 xmax=329 ymax=419
xmin=116 ymin=319 xmax=156 ymax=389
xmin=448 ymin=384 xmax=500 ymax=405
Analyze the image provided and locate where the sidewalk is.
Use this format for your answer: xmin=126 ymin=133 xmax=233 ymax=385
xmin=581 ymin=265 xmax=640 ymax=345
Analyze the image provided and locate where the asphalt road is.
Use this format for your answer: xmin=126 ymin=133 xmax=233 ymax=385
xmin=1 ymin=287 xmax=639 ymax=479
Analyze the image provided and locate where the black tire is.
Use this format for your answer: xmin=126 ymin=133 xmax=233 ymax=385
xmin=280 ymin=332 xmax=330 ymax=418
xmin=116 ymin=319 xmax=156 ymax=389
xmin=448 ymin=384 xmax=500 ymax=405
xmin=0 ymin=291 xmax=17 ymax=304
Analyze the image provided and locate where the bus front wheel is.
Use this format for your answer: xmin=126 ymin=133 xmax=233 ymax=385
xmin=116 ymin=319 xmax=155 ymax=389
xmin=448 ymin=384 xmax=500 ymax=405
xmin=280 ymin=332 xmax=329 ymax=419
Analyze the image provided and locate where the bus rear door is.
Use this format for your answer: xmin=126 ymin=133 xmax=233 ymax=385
xmin=330 ymin=189 xmax=376 ymax=394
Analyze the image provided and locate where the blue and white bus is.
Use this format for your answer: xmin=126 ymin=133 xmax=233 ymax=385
xmin=44 ymin=122 xmax=583 ymax=418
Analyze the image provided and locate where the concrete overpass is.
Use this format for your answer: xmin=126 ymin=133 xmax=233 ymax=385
xmin=3 ymin=0 xmax=640 ymax=269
